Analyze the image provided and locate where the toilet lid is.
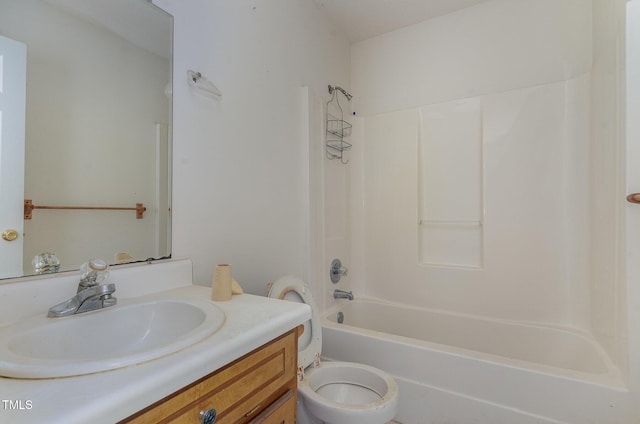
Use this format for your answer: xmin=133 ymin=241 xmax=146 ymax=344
xmin=268 ymin=276 xmax=321 ymax=370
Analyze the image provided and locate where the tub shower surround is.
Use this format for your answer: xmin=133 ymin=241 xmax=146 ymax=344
xmin=324 ymin=1 xmax=633 ymax=421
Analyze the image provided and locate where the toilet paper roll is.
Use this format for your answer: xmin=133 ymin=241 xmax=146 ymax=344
xmin=211 ymin=264 xmax=232 ymax=301
xmin=231 ymin=278 xmax=244 ymax=295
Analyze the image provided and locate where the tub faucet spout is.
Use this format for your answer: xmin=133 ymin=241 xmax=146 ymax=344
xmin=333 ymin=289 xmax=354 ymax=300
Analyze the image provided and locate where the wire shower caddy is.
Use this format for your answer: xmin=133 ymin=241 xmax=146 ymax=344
xmin=326 ymin=85 xmax=353 ymax=164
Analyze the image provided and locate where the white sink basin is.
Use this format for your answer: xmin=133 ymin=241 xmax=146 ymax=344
xmin=0 ymin=297 xmax=225 ymax=378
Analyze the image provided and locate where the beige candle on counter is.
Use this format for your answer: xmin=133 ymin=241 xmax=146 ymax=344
xmin=211 ymin=264 xmax=233 ymax=301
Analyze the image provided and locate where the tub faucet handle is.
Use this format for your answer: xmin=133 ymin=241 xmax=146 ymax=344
xmin=330 ymin=258 xmax=349 ymax=283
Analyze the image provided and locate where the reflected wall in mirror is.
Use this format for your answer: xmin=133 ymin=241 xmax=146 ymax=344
xmin=0 ymin=0 xmax=173 ymax=279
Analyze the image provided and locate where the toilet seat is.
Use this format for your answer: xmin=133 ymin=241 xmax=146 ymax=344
xmin=268 ymin=276 xmax=399 ymax=424
xmin=267 ymin=276 xmax=322 ymax=371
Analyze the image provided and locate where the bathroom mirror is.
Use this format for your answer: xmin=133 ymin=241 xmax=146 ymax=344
xmin=0 ymin=0 xmax=173 ymax=279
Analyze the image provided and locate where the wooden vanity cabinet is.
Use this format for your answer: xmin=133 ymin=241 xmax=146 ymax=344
xmin=121 ymin=328 xmax=298 ymax=424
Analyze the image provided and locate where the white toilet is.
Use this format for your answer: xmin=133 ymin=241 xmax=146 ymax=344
xmin=268 ymin=276 xmax=399 ymax=424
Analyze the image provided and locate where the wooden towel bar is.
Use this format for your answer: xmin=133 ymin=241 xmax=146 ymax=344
xmin=24 ymin=200 xmax=146 ymax=220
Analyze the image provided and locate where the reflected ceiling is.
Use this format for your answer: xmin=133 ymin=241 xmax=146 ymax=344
xmin=43 ymin=0 xmax=171 ymax=57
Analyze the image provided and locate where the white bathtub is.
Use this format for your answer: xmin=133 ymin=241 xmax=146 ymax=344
xmin=321 ymin=299 xmax=629 ymax=424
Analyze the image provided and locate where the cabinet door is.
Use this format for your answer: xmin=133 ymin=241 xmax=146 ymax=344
xmin=121 ymin=330 xmax=297 ymax=424
xmin=247 ymin=390 xmax=296 ymax=424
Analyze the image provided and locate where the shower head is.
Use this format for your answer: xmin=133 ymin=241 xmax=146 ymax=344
xmin=339 ymin=88 xmax=353 ymax=101
xmin=329 ymin=85 xmax=353 ymax=101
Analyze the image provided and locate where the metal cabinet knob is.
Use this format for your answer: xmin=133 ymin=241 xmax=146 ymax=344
xmin=1 ymin=229 xmax=19 ymax=242
xmin=199 ymin=408 xmax=217 ymax=424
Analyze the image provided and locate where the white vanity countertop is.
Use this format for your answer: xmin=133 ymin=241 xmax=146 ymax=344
xmin=0 ymin=285 xmax=311 ymax=423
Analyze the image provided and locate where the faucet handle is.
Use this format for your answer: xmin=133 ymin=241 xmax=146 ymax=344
xmin=330 ymin=259 xmax=349 ymax=283
xmin=78 ymin=259 xmax=110 ymax=289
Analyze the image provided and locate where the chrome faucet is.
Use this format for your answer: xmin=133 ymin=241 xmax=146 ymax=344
xmin=47 ymin=260 xmax=117 ymax=318
xmin=333 ymin=289 xmax=354 ymax=300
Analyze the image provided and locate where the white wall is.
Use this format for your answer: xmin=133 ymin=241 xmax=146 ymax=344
xmin=625 ymin=0 xmax=640 ymax=413
xmin=349 ymin=0 xmax=596 ymax=328
xmin=0 ymin=0 xmax=169 ymax=273
xmin=351 ymin=0 xmax=592 ymax=116
xmin=590 ymin=0 xmax=628 ymax=372
xmin=153 ymin=0 xmax=350 ymax=294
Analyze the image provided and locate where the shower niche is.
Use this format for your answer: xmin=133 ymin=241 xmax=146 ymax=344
xmin=418 ymin=98 xmax=483 ymax=268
